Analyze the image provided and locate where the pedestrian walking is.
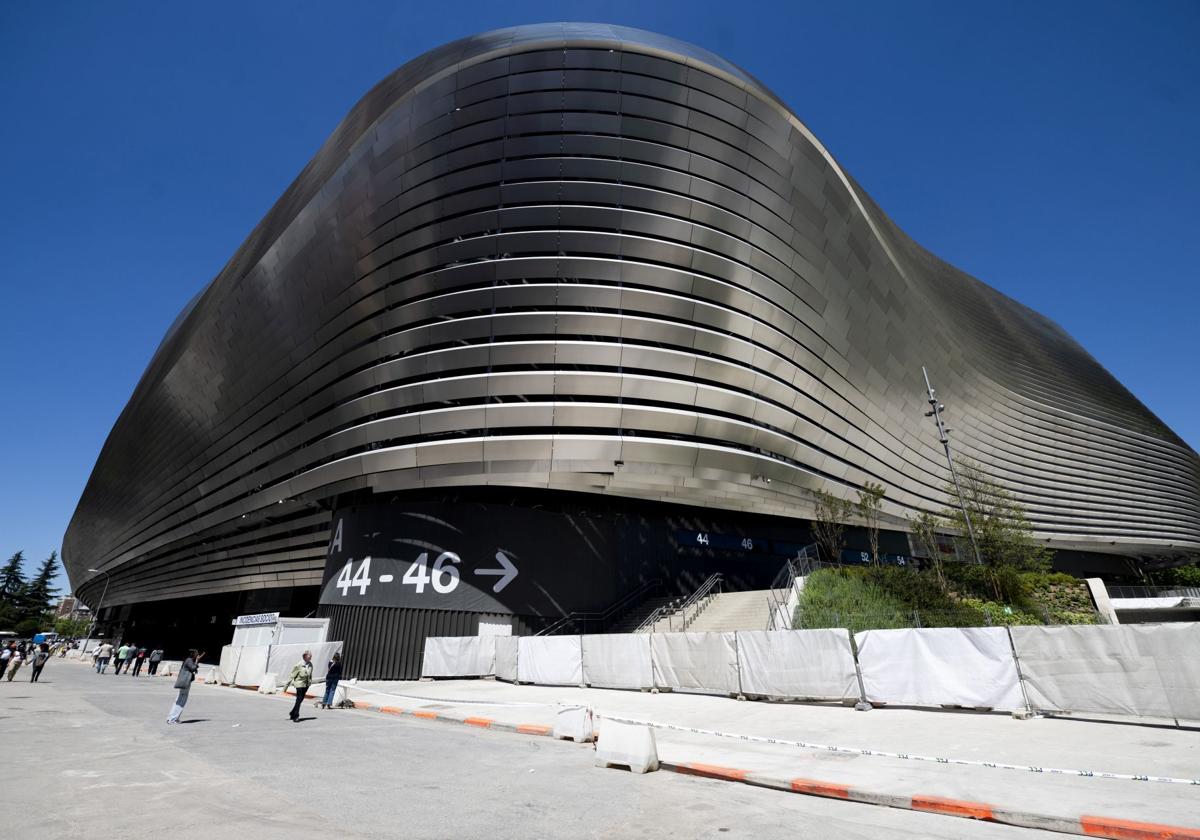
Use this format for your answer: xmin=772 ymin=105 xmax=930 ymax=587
xmin=284 ymin=651 xmax=314 ymax=722
xmin=319 ymin=653 xmax=342 ymax=709
xmin=130 ymin=646 xmax=147 ymax=676
xmin=29 ymin=643 xmax=50 ymax=682
xmin=147 ymin=648 xmax=163 ymax=676
xmin=113 ymin=643 xmax=129 ymax=675
xmin=121 ymin=643 xmax=138 ymax=674
xmin=5 ymin=647 xmax=23 ymax=681
xmin=0 ymin=642 xmax=14 ymax=675
xmin=95 ymin=641 xmax=113 ymax=673
xmin=166 ymin=649 xmax=204 ymax=724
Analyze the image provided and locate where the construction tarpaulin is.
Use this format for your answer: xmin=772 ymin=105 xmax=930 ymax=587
xmin=494 ymin=636 xmax=518 ymax=682
xmin=216 ymin=645 xmax=242 ymax=685
xmin=517 ymin=635 xmax=582 ymax=685
xmin=1010 ymin=623 xmax=1200 ymax=722
xmin=582 ymin=633 xmax=653 ymax=689
xmin=650 ymin=631 xmax=739 ymax=695
xmin=232 ymin=644 xmax=270 ymax=689
xmin=735 ymin=629 xmax=859 ymax=701
xmin=419 ymin=636 xmax=495 ymax=678
xmin=855 ymin=627 xmax=1024 ymax=711
xmin=269 ymin=641 xmax=344 ymax=683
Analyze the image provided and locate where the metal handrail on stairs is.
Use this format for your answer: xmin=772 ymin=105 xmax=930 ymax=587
xmin=635 ymin=573 xmax=723 ymax=633
xmin=534 ymin=579 xmax=664 ymax=636
xmin=766 ymin=543 xmax=820 ymax=630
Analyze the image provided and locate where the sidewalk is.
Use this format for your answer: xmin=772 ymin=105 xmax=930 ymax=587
xmin=343 ymin=678 xmax=1200 ymax=838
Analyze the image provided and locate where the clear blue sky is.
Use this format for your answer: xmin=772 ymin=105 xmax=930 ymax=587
xmin=2 ymin=1 xmax=1197 ymax=593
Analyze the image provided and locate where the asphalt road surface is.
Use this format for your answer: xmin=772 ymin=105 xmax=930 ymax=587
xmin=1 ymin=658 xmax=1062 ymax=839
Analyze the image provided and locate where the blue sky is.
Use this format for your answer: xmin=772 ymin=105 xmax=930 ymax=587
xmin=1 ymin=1 xmax=1197 ymax=592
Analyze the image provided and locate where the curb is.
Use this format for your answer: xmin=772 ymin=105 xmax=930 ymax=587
xmin=295 ymin=691 xmax=1200 ymax=840
xmin=337 ymin=696 xmax=555 ymax=738
xmin=661 ymin=761 xmax=1200 ymax=840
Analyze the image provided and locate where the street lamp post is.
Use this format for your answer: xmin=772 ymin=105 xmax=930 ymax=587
xmin=83 ymin=568 xmax=111 ymax=649
xmin=921 ymin=367 xmax=984 ymax=565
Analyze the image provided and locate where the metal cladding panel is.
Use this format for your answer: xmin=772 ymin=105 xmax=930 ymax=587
xmin=319 ymin=605 xmax=535 ymax=680
xmin=65 ymin=23 xmax=1200 ymax=612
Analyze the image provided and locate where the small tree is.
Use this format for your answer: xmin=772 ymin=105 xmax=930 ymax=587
xmin=17 ymin=551 xmax=60 ymax=628
xmin=0 ymin=551 xmax=26 ymax=603
xmin=811 ymin=489 xmax=853 ymax=564
xmin=943 ymin=459 xmax=1050 ymax=598
xmin=855 ymin=481 xmax=886 ymax=565
xmin=908 ymin=511 xmax=947 ymax=590
xmin=55 ymin=615 xmax=91 ymax=639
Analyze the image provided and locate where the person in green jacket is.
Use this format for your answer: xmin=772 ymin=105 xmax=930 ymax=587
xmin=285 ymin=651 xmax=313 ymax=722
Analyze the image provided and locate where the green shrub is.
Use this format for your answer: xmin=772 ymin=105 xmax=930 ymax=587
xmin=1150 ymin=564 xmax=1200 ymax=587
xmin=794 ymin=564 xmax=1101 ymax=631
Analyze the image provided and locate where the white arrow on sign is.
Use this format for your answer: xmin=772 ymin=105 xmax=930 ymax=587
xmin=473 ymin=550 xmax=518 ymax=593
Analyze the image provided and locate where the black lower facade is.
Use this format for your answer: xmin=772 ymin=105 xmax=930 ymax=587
xmin=319 ymin=487 xmax=835 ymax=679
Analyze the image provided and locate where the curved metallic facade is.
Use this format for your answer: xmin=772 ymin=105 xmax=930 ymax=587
xmin=65 ymin=23 xmax=1200 ymax=611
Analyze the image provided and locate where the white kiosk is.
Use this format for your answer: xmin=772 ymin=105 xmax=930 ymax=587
xmin=218 ymin=613 xmax=340 ymax=689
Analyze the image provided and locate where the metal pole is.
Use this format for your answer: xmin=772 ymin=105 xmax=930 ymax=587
xmin=84 ymin=569 xmax=111 ymax=649
xmin=922 ymin=367 xmax=984 ymax=565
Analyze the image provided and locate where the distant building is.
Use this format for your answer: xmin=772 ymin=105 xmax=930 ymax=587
xmin=55 ymin=597 xmax=89 ymax=618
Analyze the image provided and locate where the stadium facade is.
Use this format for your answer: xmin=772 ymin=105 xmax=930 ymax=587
xmin=64 ymin=24 xmax=1200 ymax=677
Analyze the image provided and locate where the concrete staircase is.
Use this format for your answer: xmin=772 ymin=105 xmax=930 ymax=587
xmin=682 ymin=589 xmax=784 ymax=633
xmin=607 ymin=596 xmax=675 ymax=634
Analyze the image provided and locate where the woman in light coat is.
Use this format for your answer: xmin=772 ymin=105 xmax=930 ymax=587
xmin=4 ymin=648 xmax=22 ymax=681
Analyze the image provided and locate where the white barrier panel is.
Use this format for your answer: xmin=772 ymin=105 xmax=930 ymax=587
xmin=582 ymin=633 xmax=653 ymax=690
xmin=267 ymin=641 xmax=344 ymax=683
xmin=517 ymin=636 xmax=582 ymax=685
xmin=495 ymin=636 xmax=518 ymax=682
xmin=232 ymin=644 xmax=270 ymax=688
xmin=420 ymin=636 xmax=496 ymax=678
xmin=216 ymin=645 xmax=242 ymax=685
xmin=735 ymin=629 xmax=860 ymax=701
xmin=650 ymin=632 xmax=739 ymax=695
xmin=1010 ymin=623 xmax=1200 ymax=722
xmin=855 ymin=627 xmax=1024 ymax=711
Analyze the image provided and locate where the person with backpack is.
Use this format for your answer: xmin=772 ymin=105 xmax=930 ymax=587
xmin=130 ymin=646 xmax=147 ymax=676
xmin=284 ymin=651 xmax=313 ymax=722
xmin=29 ymin=643 xmax=50 ymax=682
xmin=147 ymin=648 xmax=164 ymax=676
xmin=319 ymin=652 xmax=343 ymax=709
xmin=166 ymin=649 xmax=204 ymax=724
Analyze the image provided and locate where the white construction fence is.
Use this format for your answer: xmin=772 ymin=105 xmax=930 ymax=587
xmin=213 ymin=640 xmax=344 ymax=689
xmin=419 ymin=622 xmax=1200 ymax=723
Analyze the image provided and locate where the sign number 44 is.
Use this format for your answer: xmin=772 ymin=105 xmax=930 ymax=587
xmin=335 ymin=557 xmax=373 ymax=596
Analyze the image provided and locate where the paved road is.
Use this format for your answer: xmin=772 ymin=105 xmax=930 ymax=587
xmin=2 ymin=660 xmax=1059 ymax=839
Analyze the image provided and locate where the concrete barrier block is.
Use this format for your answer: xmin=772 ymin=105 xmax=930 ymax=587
xmin=553 ymin=705 xmax=594 ymax=743
xmin=257 ymin=673 xmax=278 ymax=694
xmin=595 ymin=720 xmax=659 ymax=774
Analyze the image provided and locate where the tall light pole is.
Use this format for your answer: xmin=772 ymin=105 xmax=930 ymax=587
xmin=921 ymin=367 xmax=983 ymax=565
xmin=83 ymin=568 xmax=111 ymax=648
